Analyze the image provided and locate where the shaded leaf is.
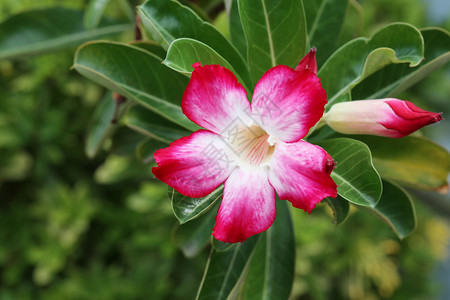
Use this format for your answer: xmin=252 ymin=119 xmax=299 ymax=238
xmin=130 ymin=41 xmax=167 ymax=60
xmin=196 ymin=236 xmax=259 ymax=300
xmin=170 ymin=186 xmax=224 ymax=224
xmin=0 ymin=8 xmax=132 ymax=59
xmin=84 ymin=0 xmax=113 ymax=29
xmin=225 ymin=0 xmax=247 ymax=59
xmin=124 ymin=105 xmax=189 ymax=144
xmin=303 ymin=0 xmax=349 ymax=66
xmin=325 ymin=195 xmax=350 ymax=225
xmin=239 ymin=0 xmax=307 ymax=84
xmin=316 ymin=138 xmax=382 ymax=207
xmin=369 ymin=180 xmax=416 ymax=239
xmin=355 ymin=135 xmax=450 ymax=191
xmin=73 ymin=42 xmax=198 ymax=131
xmin=174 ymin=202 xmax=219 ymax=258
xmin=241 ymin=200 xmax=295 ymax=300
xmin=85 ymin=92 xmax=117 ymax=158
xmin=135 ymin=138 xmax=166 ymax=163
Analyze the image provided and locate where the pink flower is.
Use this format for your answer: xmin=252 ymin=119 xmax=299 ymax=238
xmin=325 ymin=99 xmax=443 ymax=138
xmin=153 ymin=50 xmax=337 ymax=243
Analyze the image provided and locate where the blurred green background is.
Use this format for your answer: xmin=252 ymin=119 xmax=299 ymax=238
xmin=0 ymin=0 xmax=449 ymax=299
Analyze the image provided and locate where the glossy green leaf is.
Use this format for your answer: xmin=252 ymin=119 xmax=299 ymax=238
xmin=170 ymin=186 xmax=224 ymax=224
xmin=318 ymin=23 xmax=424 ymax=109
xmin=370 ymin=180 xmax=416 ymax=239
xmin=303 ymin=0 xmax=349 ymax=66
xmin=239 ymin=0 xmax=307 ymax=84
xmin=163 ymin=38 xmax=250 ymax=90
xmin=124 ymin=105 xmax=189 ymax=144
xmin=241 ymin=200 xmax=295 ymax=300
xmin=85 ymin=92 xmax=117 ymax=158
xmin=225 ymin=0 xmax=247 ymax=59
xmin=317 ymin=138 xmax=382 ymax=207
xmin=196 ymin=236 xmax=259 ymax=300
xmin=84 ymin=0 xmax=113 ymax=29
xmin=174 ymin=202 xmax=219 ymax=258
xmin=325 ymin=195 xmax=350 ymax=225
xmin=138 ymin=0 xmax=251 ymax=88
xmin=352 ymin=28 xmax=450 ymax=99
xmin=73 ymin=42 xmax=199 ymax=131
xmin=0 ymin=8 xmax=132 ymax=60
xmin=130 ymin=41 xmax=167 ymax=60
xmin=354 ymin=135 xmax=450 ymax=191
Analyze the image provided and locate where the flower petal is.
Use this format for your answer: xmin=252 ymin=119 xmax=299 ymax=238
xmin=182 ymin=63 xmax=252 ymax=135
xmin=251 ymin=65 xmax=327 ymax=143
xmin=213 ymin=167 xmax=276 ymax=243
xmin=269 ymin=141 xmax=337 ymax=213
xmin=295 ymin=47 xmax=317 ymax=74
xmin=152 ymin=130 xmax=237 ymax=198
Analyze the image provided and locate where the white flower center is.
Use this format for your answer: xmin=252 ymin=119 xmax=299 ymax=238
xmin=227 ymin=124 xmax=275 ymax=167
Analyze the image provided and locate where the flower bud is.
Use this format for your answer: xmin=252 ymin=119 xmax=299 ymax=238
xmin=325 ymin=99 xmax=443 ymax=138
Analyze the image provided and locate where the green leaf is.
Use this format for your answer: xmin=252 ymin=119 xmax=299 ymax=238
xmin=124 ymin=105 xmax=189 ymax=144
xmin=370 ymin=180 xmax=416 ymax=239
xmin=135 ymin=138 xmax=166 ymax=163
xmin=138 ymin=0 xmax=251 ymax=88
xmin=238 ymin=0 xmax=307 ymax=84
xmin=212 ymin=237 xmax=237 ymax=252
xmin=73 ymin=41 xmax=199 ymax=131
xmin=0 ymin=8 xmax=132 ymax=60
xmin=316 ymin=138 xmax=382 ymax=207
xmin=130 ymin=41 xmax=167 ymax=60
xmin=325 ymin=195 xmax=350 ymax=225
xmin=196 ymin=236 xmax=259 ymax=300
xmin=170 ymin=186 xmax=224 ymax=224
xmin=303 ymin=0 xmax=349 ymax=66
xmin=85 ymin=92 xmax=117 ymax=158
xmin=318 ymin=23 xmax=424 ymax=109
xmin=354 ymin=135 xmax=450 ymax=191
xmin=84 ymin=0 xmax=113 ymax=29
xmin=241 ymin=200 xmax=295 ymax=300
xmin=163 ymin=38 xmax=250 ymax=90
xmin=225 ymin=0 xmax=247 ymax=59
xmin=352 ymin=28 xmax=450 ymax=99
xmin=174 ymin=202 xmax=219 ymax=258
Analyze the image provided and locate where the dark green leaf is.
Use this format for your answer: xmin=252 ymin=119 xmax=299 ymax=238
xmin=212 ymin=237 xmax=237 ymax=252
xmin=316 ymin=138 xmax=382 ymax=207
xmin=124 ymin=105 xmax=189 ymax=144
xmin=225 ymin=0 xmax=247 ymax=59
xmin=354 ymin=135 xmax=450 ymax=191
xmin=138 ymin=0 xmax=251 ymax=88
xmin=352 ymin=28 xmax=450 ymax=99
xmin=73 ymin=42 xmax=199 ymax=131
xmin=318 ymin=23 xmax=424 ymax=109
xmin=174 ymin=202 xmax=219 ymax=258
xmin=196 ymin=236 xmax=259 ymax=300
xmin=130 ymin=41 xmax=167 ymax=60
xmin=325 ymin=195 xmax=350 ymax=225
xmin=239 ymin=0 xmax=307 ymax=84
xmin=303 ymin=0 xmax=349 ymax=66
xmin=370 ymin=180 xmax=416 ymax=239
xmin=170 ymin=186 xmax=224 ymax=224
xmin=135 ymin=138 xmax=166 ymax=163
xmin=0 ymin=8 xmax=132 ymax=59
xmin=241 ymin=200 xmax=295 ymax=300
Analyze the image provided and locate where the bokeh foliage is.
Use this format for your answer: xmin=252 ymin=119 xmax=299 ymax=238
xmin=0 ymin=0 xmax=449 ymax=299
